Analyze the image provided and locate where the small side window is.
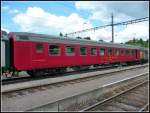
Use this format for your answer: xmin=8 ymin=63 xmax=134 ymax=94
xmin=121 ymin=50 xmax=124 ymax=55
xmin=114 ymin=49 xmax=117 ymax=55
xmin=126 ymin=50 xmax=129 ymax=55
xmin=115 ymin=49 xmax=120 ymax=56
xmin=100 ymin=48 xmax=105 ymax=56
xmin=128 ymin=50 xmax=131 ymax=55
xmin=66 ymin=46 xmax=75 ymax=56
xmin=108 ymin=48 xmax=112 ymax=56
xmin=91 ymin=48 xmax=97 ymax=56
xmin=49 ymin=45 xmax=60 ymax=55
xmin=36 ymin=43 xmax=44 ymax=53
xmin=80 ymin=47 xmax=87 ymax=55
xmin=132 ymin=50 xmax=135 ymax=55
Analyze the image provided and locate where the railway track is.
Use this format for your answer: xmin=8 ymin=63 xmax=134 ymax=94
xmin=2 ymin=64 xmax=148 ymax=93
xmin=2 ymin=67 xmax=148 ymax=111
xmin=25 ymin=72 xmax=148 ymax=111
xmin=2 ymin=64 xmax=147 ymax=85
xmin=2 ymin=64 xmax=118 ymax=85
xmin=80 ymin=81 xmax=149 ymax=112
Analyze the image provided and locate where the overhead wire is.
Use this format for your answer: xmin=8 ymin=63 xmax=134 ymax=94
xmin=65 ymin=17 xmax=149 ymax=36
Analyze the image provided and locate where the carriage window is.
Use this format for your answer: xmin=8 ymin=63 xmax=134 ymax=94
xmin=108 ymin=48 xmax=112 ymax=56
xmin=91 ymin=48 xmax=97 ymax=55
xmin=100 ymin=48 xmax=105 ymax=56
xmin=121 ymin=50 xmax=124 ymax=55
xmin=66 ymin=46 xmax=75 ymax=56
xmin=114 ymin=49 xmax=117 ymax=55
xmin=126 ymin=50 xmax=129 ymax=55
xmin=36 ymin=43 xmax=44 ymax=53
xmin=80 ymin=47 xmax=87 ymax=55
xmin=132 ymin=50 xmax=135 ymax=55
xmin=115 ymin=49 xmax=120 ymax=56
xmin=128 ymin=50 xmax=131 ymax=55
xmin=49 ymin=45 xmax=60 ymax=55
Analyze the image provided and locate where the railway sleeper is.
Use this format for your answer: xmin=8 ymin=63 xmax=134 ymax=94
xmin=115 ymin=97 xmax=144 ymax=108
xmin=100 ymin=105 xmax=125 ymax=111
xmin=108 ymin=101 xmax=138 ymax=111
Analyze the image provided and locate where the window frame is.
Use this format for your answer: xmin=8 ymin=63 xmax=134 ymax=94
xmin=125 ymin=49 xmax=129 ymax=55
xmin=100 ymin=48 xmax=105 ymax=56
xmin=114 ymin=48 xmax=120 ymax=56
xmin=36 ymin=43 xmax=44 ymax=53
xmin=121 ymin=49 xmax=124 ymax=55
xmin=48 ymin=44 xmax=61 ymax=56
xmin=128 ymin=49 xmax=131 ymax=56
xmin=132 ymin=49 xmax=135 ymax=56
xmin=80 ymin=47 xmax=87 ymax=56
xmin=65 ymin=46 xmax=75 ymax=56
xmin=90 ymin=47 xmax=97 ymax=56
xmin=108 ymin=48 xmax=113 ymax=56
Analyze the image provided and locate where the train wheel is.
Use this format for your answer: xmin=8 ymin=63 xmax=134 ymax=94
xmin=59 ymin=68 xmax=67 ymax=73
xmin=27 ymin=70 xmax=37 ymax=77
xmin=27 ymin=70 xmax=45 ymax=77
xmin=12 ymin=71 xmax=19 ymax=77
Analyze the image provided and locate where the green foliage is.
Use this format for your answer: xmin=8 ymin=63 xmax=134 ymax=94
xmin=125 ymin=38 xmax=149 ymax=48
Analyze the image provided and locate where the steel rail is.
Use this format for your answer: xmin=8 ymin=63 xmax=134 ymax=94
xmin=80 ymin=79 xmax=148 ymax=111
xmin=2 ymin=64 xmax=148 ymax=85
xmin=25 ymin=72 xmax=148 ymax=111
xmin=2 ymin=64 xmax=148 ymax=93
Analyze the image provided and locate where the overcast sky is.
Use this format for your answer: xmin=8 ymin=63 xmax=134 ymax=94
xmin=1 ymin=1 xmax=149 ymax=43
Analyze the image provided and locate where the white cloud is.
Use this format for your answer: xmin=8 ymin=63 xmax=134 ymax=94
xmin=75 ymin=1 xmax=102 ymax=10
xmin=75 ymin=1 xmax=148 ymax=23
xmin=13 ymin=7 xmax=93 ymax=35
xmin=115 ymin=22 xmax=149 ymax=43
xmin=80 ymin=27 xmax=112 ymax=42
xmin=84 ymin=21 xmax=149 ymax=43
xmin=75 ymin=1 xmax=149 ymax=43
xmin=12 ymin=6 xmax=149 ymax=43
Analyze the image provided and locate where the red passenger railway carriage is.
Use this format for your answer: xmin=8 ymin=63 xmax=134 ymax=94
xmin=8 ymin=32 xmax=142 ymax=76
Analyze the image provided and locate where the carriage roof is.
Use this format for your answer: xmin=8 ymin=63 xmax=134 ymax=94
xmin=10 ymin=32 xmax=145 ymax=50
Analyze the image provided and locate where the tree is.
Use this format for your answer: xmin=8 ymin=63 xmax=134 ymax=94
xmin=133 ymin=38 xmax=136 ymax=43
xmin=125 ymin=38 xmax=148 ymax=48
xmin=139 ymin=38 xmax=143 ymax=45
